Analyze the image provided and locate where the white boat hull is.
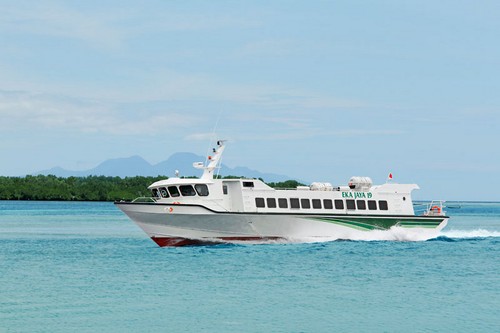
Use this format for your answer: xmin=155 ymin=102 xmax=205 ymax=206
xmin=116 ymin=202 xmax=449 ymax=246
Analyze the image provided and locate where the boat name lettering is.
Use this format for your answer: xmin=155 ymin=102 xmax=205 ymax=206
xmin=342 ymin=192 xmax=373 ymax=199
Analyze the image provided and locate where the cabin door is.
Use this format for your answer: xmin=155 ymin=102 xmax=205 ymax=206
xmin=222 ymin=181 xmax=245 ymax=212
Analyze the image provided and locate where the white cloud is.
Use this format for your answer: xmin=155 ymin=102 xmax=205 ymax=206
xmin=233 ymin=128 xmax=404 ymax=142
xmin=124 ymin=68 xmax=369 ymax=112
xmin=0 ymin=3 xmax=126 ymax=49
xmin=237 ymin=39 xmax=296 ymax=57
xmin=132 ymin=10 xmax=260 ymax=33
xmin=332 ymin=129 xmax=404 ymax=136
xmin=184 ymin=133 xmax=217 ymax=141
xmin=0 ymin=90 xmax=197 ymax=135
xmin=0 ymin=2 xmax=261 ymax=50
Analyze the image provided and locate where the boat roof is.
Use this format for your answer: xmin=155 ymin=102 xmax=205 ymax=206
xmin=148 ymin=177 xmax=213 ymax=189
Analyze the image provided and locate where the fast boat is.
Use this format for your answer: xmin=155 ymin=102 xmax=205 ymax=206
xmin=115 ymin=140 xmax=448 ymax=247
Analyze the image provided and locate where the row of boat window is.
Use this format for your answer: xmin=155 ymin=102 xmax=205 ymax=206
xmin=152 ymin=184 xmax=209 ymax=198
xmin=255 ymin=198 xmax=389 ymax=211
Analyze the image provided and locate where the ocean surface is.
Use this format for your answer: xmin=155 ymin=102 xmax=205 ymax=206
xmin=0 ymin=201 xmax=499 ymax=332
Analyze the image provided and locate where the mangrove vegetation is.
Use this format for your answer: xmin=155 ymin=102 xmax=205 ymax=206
xmin=0 ymin=175 xmax=304 ymax=201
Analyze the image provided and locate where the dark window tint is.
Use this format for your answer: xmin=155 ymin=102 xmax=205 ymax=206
xmin=323 ymin=199 xmax=333 ymax=209
xmin=223 ymin=185 xmax=228 ymax=195
xmin=379 ymin=200 xmax=388 ymax=210
xmin=180 ymin=185 xmax=196 ymax=196
xmin=278 ymin=198 xmax=288 ymax=208
xmin=356 ymin=200 xmax=366 ymax=210
xmin=267 ymin=198 xmax=277 ymax=208
xmin=168 ymin=186 xmax=180 ymax=197
xmin=255 ymin=197 xmax=265 ymax=208
xmin=151 ymin=189 xmax=160 ymax=198
xmin=346 ymin=199 xmax=355 ymax=210
xmin=312 ymin=199 xmax=322 ymax=209
xmin=290 ymin=198 xmax=300 ymax=209
xmin=368 ymin=200 xmax=377 ymax=210
xmin=301 ymin=199 xmax=311 ymax=209
xmin=243 ymin=181 xmax=254 ymax=188
xmin=335 ymin=199 xmax=344 ymax=210
xmin=159 ymin=187 xmax=169 ymax=198
xmin=195 ymin=184 xmax=209 ymax=196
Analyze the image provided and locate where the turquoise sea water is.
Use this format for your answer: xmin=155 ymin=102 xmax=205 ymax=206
xmin=0 ymin=201 xmax=499 ymax=332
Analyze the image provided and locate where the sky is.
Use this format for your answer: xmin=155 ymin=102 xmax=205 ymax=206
xmin=1 ymin=0 xmax=499 ymax=201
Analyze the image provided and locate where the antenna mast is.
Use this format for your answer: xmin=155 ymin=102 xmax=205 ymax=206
xmin=194 ymin=140 xmax=226 ymax=179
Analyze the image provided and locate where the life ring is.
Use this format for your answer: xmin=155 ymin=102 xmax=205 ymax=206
xmin=173 ymin=201 xmax=181 ymax=205
xmin=430 ymin=205 xmax=441 ymax=214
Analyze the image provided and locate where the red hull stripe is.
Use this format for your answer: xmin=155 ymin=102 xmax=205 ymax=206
xmin=151 ymin=236 xmax=282 ymax=247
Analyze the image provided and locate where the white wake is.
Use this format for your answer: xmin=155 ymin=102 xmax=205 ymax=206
xmin=439 ymin=229 xmax=500 ymax=239
xmin=286 ymin=227 xmax=440 ymax=243
xmin=208 ymin=228 xmax=500 ymax=246
xmin=283 ymin=227 xmax=500 ymax=244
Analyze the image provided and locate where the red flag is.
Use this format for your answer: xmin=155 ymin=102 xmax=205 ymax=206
xmin=388 ymin=173 xmax=393 ymax=180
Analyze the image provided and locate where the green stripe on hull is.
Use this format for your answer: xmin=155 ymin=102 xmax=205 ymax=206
xmin=309 ymin=216 xmax=445 ymax=231
xmin=398 ymin=224 xmax=438 ymax=228
xmin=313 ymin=217 xmax=381 ymax=231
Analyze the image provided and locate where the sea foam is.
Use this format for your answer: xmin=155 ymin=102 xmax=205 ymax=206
xmin=440 ymin=229 xmax=500 ymax=239
xmin=254 ymin=227 xmax=500 ymax=245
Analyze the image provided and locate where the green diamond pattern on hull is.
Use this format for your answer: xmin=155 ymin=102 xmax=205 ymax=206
xmin=310 ymin=216 xmax=444 ymax=230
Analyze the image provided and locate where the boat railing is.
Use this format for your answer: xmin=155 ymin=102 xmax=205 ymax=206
xmin=414 ymin=200 xmax=446 ymax=216
xmin=132 ymin=197 xmax=157 ymax=203
xmin=272 ymin=187 xmax=342 ymax=191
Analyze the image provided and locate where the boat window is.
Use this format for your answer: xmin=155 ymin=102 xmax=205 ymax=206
xmin=278 ymin=198 xmax=288 ymax=208
xmin=346 ymin=200 xmax=355 ymax=210
xmin=243 ymin=181 xmax=254 ymax=188
xmin=356 ymin=200 xmax=366 ymax=210
xmin=159 ymin=187 xmax=169 ymax=198
xmin=195 ymin=184 xmax=209 ymax=196
xmin=290 ymin=198 xmax=300 ymax=209
xmin=301 ymin=199 xmax=311 ymax=209
xmin=323 ymin=199 xmax=333 ymax=209
xmin=180 ymin=185 xmax=196 ymax=196
xmin=312 ymin=199 xmax=322 ymax=209
xmin=255 ymin=197 xmax=265 ymax=208
xmin=334 ymin=199 xmax=344 ymax=210
xmin=267 ymin=198 xmax=277 ymax=208
xmin=368 ymin=200 xmax=377 ymax=210
xmin=379 ymin=200 xmax=388 ymax=210
xmin=223 ymin=185 xmax=228 ymax=195
xmin=151 ymin=189 xmax=160 ymax=198
xmin=168 ymin=186 xmax=180 ymax=197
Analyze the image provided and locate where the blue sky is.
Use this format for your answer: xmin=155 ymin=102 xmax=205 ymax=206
xmin=1 ymin=1 xmax=499 ymax=200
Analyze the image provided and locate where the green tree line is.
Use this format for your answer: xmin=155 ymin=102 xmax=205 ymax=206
xmin=0 ymin=175 xmax=166 ymax=201
xmin=0 ymin=175 xmax=305 ymax=201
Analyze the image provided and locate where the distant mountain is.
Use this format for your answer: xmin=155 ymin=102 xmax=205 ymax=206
xmin=152 ymin=152 xmax=205 ymax=177
xmin=35 ymin=152 xmax=296 ymax=183
xmin=37 ymin=155 xmax=153 ymax=178
xmin=89 ymin=155 xmax=152 ymax=178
